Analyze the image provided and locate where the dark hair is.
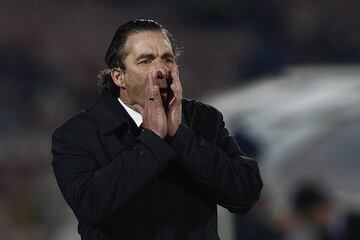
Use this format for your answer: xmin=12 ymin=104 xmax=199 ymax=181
xmin=98 ymin=19 xmax=180 ymax=97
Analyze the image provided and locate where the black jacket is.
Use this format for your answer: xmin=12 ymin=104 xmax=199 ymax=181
xmin=52 ymin=91 xmax=263 ymax=240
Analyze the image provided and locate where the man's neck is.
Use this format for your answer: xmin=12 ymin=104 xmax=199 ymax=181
xmin=117 ymin=97 xmax=143 ymax=127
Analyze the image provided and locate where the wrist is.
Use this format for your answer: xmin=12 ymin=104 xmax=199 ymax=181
xmin=154 ymin=130 xmax=167 ymax=139
xmin=168 ymin=124 xmax=180 ymax=137
xmin=141 ymin=125 xmax=167 ymax=139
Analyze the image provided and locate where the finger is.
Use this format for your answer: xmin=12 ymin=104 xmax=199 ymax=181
xmin=167 ymin=91 xmax=177 ymax=108
xmin=152 ymin=85 xmax=162 ymax=105
xmin=149 ymin=65 xmax=157 ymax=84
xmin=171 ymin=65 xmax=183 ymax=97
xmin=145 ymin=65 xmax=157 ymax=96
xmin=169 ymin=75 xmax=182 ymax=103
xmin=148 ymin=71 xmax=155 ymax=100
xmin=167 ymin=85 xmax=181 ymax=108
xmin=145 ymin=72 xmax=152 ymax=99
xmin=172 ymin=64 xmax=179 ymax=77
xmin=171 ymin=65 xmax=179 ymax=82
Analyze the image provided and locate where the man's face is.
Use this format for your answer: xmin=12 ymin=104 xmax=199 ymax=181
xmin=117 ymin=31 xmax=176 ymax=107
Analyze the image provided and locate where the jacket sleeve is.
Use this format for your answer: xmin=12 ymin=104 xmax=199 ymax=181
xmin=170 ymin=109 xmax=263 ymax=214
xmin=52 ymin=127 xmax=176 ymax=226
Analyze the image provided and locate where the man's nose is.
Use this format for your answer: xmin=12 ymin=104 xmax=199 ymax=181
xmin=153 ymin=60 xmax=168 ymax=79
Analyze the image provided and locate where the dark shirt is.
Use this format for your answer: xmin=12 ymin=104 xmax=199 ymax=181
xmin=51 ymin=91 xmax=263 ymax=240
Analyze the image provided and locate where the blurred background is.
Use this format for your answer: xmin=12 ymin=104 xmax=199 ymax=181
xmin=1 ymin=0 xmax=359 ymax=239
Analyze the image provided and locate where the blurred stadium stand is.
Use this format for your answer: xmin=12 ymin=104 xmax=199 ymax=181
xmin=1 ymin=0 xmax=360 ymax=239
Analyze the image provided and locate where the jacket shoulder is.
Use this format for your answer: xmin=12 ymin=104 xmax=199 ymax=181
xmin=52 ymin=106 xmax=97 ymax=140
xmin=182 ymin=98 xmax=223 ymax=122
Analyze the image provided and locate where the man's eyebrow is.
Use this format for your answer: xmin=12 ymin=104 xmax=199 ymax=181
xmin=135 ymin=52 xmax=175 ymax=62
xmin=161 ymin=52 xmax=175 ymax=59
xmin=136 ymin=53 xmax=155 ymax=61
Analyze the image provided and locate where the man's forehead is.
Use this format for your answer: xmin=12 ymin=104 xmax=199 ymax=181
xmin=124 ymin=31 xmax=173 ymax=56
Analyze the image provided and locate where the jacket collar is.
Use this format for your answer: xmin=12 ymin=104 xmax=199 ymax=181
xmin=93 ymin=90 xmax=130 ymax=134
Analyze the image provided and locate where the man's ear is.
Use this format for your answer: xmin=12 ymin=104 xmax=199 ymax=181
xmin=111 ymin=68 xmax=126 ymax=89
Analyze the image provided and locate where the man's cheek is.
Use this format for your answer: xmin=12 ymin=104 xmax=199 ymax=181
xmin=135 ymin=85 xmax=146 ymax=102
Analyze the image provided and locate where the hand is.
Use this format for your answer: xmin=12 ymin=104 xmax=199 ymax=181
xmin=166 ymin=65 xmax=183 ymax=137
xmin=131 ymin=70 xmax=168 ymax=138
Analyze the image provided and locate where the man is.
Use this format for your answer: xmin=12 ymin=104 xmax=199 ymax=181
xmin=52 ymin=19 xmax=263 ymax=240
xmin=283 ymin=183 xmax=332 ymax=240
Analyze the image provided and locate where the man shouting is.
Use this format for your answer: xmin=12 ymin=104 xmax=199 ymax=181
xmin=52 ymin=19 xmax=263 ymax=240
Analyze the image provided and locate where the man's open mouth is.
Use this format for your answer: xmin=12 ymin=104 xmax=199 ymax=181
xmin=159 ymin=87 xmax=168 ymax=101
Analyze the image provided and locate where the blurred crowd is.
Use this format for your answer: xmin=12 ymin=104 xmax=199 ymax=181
xmin=1 ymin=0 xmax=360 ymax=239
xmin=234 ymin=180 xmax=360 ymax=240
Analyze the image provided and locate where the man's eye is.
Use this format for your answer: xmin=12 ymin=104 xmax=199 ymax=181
xmin=165 ymin=58 xmax=174 ymax=63
xmin=139 ymin=59 xmax=151 ymax=64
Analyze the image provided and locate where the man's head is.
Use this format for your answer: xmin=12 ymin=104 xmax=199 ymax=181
xmin=98 ymin=19 xmax=180 ymax=106
xmin=292 ymin=182 xmax=331 ymax=225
